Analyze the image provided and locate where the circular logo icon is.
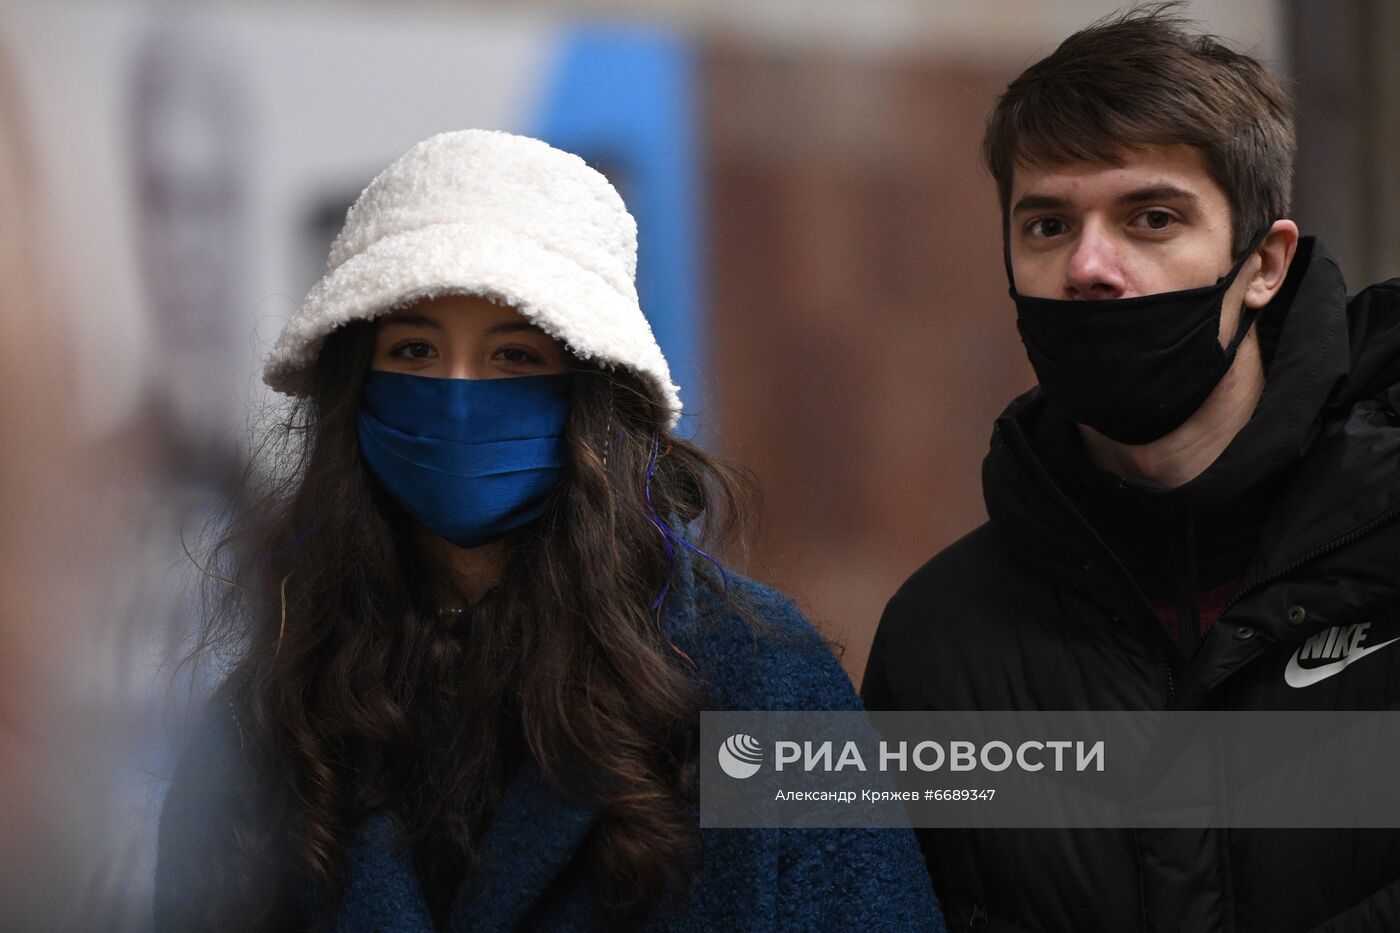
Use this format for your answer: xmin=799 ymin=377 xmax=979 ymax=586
xmin=718 ymin=733 xmax=763 ymax=779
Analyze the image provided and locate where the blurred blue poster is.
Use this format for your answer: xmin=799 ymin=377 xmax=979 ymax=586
xmin=531 ymin=26 xmax=704 ymax=439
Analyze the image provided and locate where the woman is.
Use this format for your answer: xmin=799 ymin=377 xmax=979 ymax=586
xmin=155 ymin=129 xmax=943 ymax=931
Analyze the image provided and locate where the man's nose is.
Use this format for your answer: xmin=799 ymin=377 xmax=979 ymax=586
xmin=1063 ymin=225 xmax=1127 ymax=300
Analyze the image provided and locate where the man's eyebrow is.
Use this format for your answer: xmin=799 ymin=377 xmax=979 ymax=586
xmin=1116 ymin=184 xmax=1200 ymax=206
xmin=1011 ymin=193 xmax=1069 ymax=216
xmin=1011 ymin=185 xmax=1201 ymax=217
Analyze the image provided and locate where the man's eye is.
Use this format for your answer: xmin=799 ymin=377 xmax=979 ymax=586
xmin=390 ymin=341 xmax=435 ymax=359
xmin=1140 ymin=210 xmax=1175 ymax=230
xmin=1028 ymin=218 xmax=1066 ymax=238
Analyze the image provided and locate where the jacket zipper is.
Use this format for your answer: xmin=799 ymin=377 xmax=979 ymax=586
xmin=994 ymin=420 xmax=1181 ymax=704
xmin=1176 ymin=507 xmax=1201 ymax=661
xmin=1218 ymin=501 xmax=1400 ymax=618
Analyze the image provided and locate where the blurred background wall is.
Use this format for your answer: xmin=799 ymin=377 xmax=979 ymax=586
xmin=0 ymin=0 xmax=1393 ymax=927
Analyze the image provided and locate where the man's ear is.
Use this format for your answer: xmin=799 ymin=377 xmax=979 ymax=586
xmin=1243 ymin=220 xmax=1301 ymax=309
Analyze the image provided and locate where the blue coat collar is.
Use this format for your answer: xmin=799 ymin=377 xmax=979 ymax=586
xmin=331 ymin=538 xmax=711 ymax=932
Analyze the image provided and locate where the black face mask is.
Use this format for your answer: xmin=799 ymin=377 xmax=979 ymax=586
xmin=1009 ymin=227 xmax=1271 ymax=445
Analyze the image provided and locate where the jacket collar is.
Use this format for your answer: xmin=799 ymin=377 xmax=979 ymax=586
xmin=447 ymin=759 xmax=601 ymax=930
xmin=328 ymin=757 xmax=598 ymax=933
xmin=452 ymin=527 xmax=709 ymax=929
xmin=330 ymin=530 xmax=710 ymax=932
xmin=984 ymin=238 xmax=1370 ymax=592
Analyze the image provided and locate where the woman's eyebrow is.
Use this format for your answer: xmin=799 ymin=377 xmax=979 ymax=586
xmin=485 ymin=321 xmax=545 ymax=336
xmin=379 ymin=313 xmax=442 ymax=330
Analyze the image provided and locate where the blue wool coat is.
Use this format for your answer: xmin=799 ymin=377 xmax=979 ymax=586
xmin=155 ymin=552 xmax=945 ymax=931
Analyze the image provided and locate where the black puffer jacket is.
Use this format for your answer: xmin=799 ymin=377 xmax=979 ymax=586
xmin=862 ymin=239 xmax=1400 ymax=933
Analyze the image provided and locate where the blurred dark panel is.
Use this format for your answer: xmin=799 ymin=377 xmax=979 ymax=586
xmin=704 ymin=44 xmax=1034 ymax=681
xmin=1288 ymin=0 xmax=1400 ymax=286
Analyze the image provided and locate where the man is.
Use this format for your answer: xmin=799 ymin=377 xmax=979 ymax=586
xmin=862 ymin=7 xmax=1400 ymax=932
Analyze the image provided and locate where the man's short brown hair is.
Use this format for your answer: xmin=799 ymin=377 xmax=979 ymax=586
xmin=983 ymin=3 xmax=1295 ymax=253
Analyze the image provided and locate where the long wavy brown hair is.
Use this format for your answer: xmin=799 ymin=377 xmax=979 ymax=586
xmin=182 ymin=318 xmax=758 ymax=930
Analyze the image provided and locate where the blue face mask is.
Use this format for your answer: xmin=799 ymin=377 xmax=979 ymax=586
xmin=358 ymin=371 xmax=571 ymax=549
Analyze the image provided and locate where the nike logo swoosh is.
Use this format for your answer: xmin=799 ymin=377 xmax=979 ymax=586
xmin=1284 ymin=636 xmax=1400 ymax=689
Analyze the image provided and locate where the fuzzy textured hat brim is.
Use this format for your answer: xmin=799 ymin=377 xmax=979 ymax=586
xmin=263 ymin=129 xmax=682 ymax=429
xmin=263 ymin=222 xmax=681 ymax=428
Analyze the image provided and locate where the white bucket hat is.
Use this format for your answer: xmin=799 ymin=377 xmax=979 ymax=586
xmin=262 ymin=128 xmax=681 ymax=427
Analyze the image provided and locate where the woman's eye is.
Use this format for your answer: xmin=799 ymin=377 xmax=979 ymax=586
xmin=495 ymin=346 xmax=542 ymax=365
xmin=390 ymin=340 xmax=436 ymax=360
xmin=1027 ymin=217 xmax=1066 ymax=239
